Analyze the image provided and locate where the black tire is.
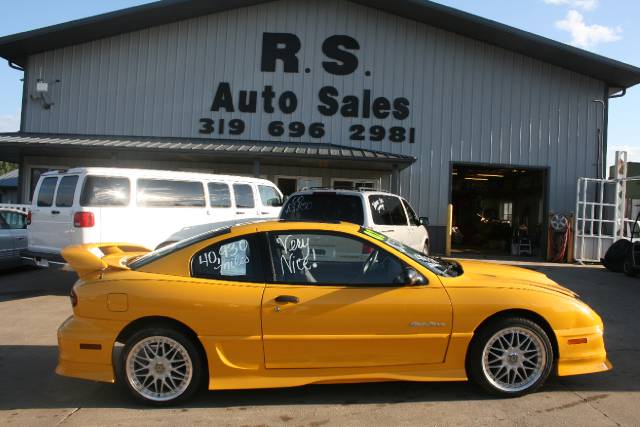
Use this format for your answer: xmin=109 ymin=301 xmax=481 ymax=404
xmin=120 ymin=327 xmax=204 ymax=406
xmin=467 ymin=317 xmax=554 ymax=397
xmin=623 ymin=251 xmax=639 ymax=277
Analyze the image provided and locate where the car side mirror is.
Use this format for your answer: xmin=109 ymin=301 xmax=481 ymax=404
xmin=402 ymin=268 xmax=427 ymax=286
xmin=419 ymin=216 xmax=429 ymax=227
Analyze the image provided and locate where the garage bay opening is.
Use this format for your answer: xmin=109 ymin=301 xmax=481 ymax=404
xmin=451 ymin=164 xmax=547 ymax=257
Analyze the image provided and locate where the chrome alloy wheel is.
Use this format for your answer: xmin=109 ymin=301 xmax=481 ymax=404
xmin=481 ymin=327 xmax=546 ymax=393
xmin=125 ymin=336 xmax=193 ymax=402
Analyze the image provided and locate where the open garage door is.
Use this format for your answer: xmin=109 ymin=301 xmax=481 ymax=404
xmin=450 ymin=164 xmax=548 ymax=257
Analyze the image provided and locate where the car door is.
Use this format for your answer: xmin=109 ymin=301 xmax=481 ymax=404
xmin=401 ymin=198 xmax=428 ymax=251
xmin=261 ymin=230 xmax=452 ymax=369
xmin=367 ymin=195 xmax=410 ymax=244
xmin=0 ymin=211 xmax=27 ymax=257
xmin=28 ymin=175 xmax=60 ymax=253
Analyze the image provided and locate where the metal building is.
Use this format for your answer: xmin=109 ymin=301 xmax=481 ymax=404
xmin=1 ymin=0 xmax=639 ymax=253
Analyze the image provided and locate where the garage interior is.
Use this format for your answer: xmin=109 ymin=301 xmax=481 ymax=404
xmin=451 ymin=164 xmax=547 ymax=256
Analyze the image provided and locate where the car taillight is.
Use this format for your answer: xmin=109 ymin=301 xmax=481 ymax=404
xmin=70 ymin=289 xmax=78 ymax=307
xmin=26 ymin=211 xmax=32 ymax=225
xmin=73 ymin=212 xmax=94 ymax=228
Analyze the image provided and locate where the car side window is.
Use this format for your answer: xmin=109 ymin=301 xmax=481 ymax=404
xmin=55 ymin=175 xmax=79 ymax=207
xmin=268 ymin=231 xmax=406 ymax=286
xmin=208 ymin=182 xmax=231 ymax=208
xmin=233 ymin=184 xmax=255 ymax=208
xmin=402 ymin=199 xmax=421 ymax=226
xmin=191 ymin=235 xmax=262 ymax=282
xmin=258 ymin=185 xmax=283 ymax=207
xmin=369 ymin=195 xmax=408 ymax=226
xmin=36 ymin=177 xmax=58 ymax=207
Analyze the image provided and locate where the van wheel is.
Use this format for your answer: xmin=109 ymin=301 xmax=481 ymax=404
xmin=623 ymin=252 xmax=639 ymax=277
xmin=121 ymin=328 xmax=203 ymax=406
xmin=467 ymin=317 xmax=553 ymax=397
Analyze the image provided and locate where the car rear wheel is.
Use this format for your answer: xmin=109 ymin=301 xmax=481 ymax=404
xmin=121 ymin=328 xmax=203 ymax=405
xmin=467 ymin=317 xmax=553 ymax=397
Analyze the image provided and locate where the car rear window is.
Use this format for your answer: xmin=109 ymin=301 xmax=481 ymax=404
xmin=281 ymin=194 xmax=364 ymax=225
xmin=36 ymin=177 xmax=58 ymax=207
xmin=258 ymin=185 xmax=283 ymax=207
xmin=80 ymin=176 xmax=131 ymax=207
xmin=55 ymin=175 xmax=79 ymax=207
xmin=137 ymin=179 xmax=205 ymax=207
xmin=233 ymin=184 xmax=255 ymax=208
xmin=369 ymin=195 xmax=408 ymax=226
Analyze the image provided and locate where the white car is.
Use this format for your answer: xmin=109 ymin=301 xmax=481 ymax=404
xmin=26 ymin=168 xmax=283 ymax=267
xmin=280 ymin=188 xmax=430 ymax=253
xmin=0 ymin=208 xmax=28 ymax=269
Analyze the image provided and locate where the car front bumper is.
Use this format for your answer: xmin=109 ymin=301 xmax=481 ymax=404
xmin=555 ymin=324 xmax=612 ymax=376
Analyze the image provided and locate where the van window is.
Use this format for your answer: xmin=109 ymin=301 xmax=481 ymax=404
xmin=81 ymin=176 xmax=131 ymax=207
xmin=402 ymin=199 xmax=420 ymax=226
xmin=369 ymin=195 xmax=408 ymax=226
xmin=233 ymin=184 xmax=255 ymax=208
xmin=37 ymin=177 xmax=58 ymax=207
xmin=55 ymin=176 xmax=79 ymax=207
xmin=258 ymin=185 xmax=283 ymax=207
xmin=137 ymin=179 xmax=205 ymax=207
xmin=208 ymin=182 xmax=231 ymax=208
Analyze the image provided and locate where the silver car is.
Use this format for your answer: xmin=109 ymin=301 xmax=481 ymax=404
xmin=0 ymin=208 xmax=28 ymax=269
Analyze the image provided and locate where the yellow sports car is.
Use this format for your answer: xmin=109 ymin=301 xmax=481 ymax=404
xmin=57 ymin=221 xmax=610 ymax=405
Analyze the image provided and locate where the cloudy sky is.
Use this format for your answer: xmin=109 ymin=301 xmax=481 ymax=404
xmin=0 ymin=0 xmax=638 ymax=167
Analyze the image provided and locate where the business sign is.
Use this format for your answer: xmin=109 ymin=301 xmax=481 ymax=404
xmin=198 ymin=33 xmax=416 ymax=144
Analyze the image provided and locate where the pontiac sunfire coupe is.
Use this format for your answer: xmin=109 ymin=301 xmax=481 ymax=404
xmin=56 ymin=221 xmax=611 ymax=405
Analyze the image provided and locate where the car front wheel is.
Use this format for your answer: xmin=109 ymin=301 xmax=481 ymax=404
xmin=121 ymin=328 xmax=203 ymax=405
xmin=467 ymin=317 xmax=554 ymax=397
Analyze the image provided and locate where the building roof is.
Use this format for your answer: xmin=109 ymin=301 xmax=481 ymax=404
xmin=0 ymin=0 xmax=639 ymax=88
xmin=0 ymin=168 xmax=18 ymax=189
xmin=0 ymin=133 xmax=415 ymax=171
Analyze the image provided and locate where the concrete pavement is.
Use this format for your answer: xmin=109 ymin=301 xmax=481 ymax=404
xmin=0 ymin=263 xmax=638 ymax=426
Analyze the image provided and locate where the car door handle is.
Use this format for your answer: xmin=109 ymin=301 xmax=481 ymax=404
xmin=275 ymin=295 xmax=299 ymax=304
xmin=16 ymin=237 xmax=26 ymax=240
xmin=51 ymin=210 xmax=60 ymax=215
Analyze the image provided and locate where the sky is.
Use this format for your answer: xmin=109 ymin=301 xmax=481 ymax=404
xmin=0 ymin=0 xmax=638 ymax=168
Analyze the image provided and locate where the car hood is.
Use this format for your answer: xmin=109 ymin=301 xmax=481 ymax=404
xmin=443 ymin=259 xmax=577 ymax=298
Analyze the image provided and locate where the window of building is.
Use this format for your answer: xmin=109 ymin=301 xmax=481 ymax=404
xmin=81 ymin=176 xmax=131 ymax=207
xmin=137 ymin=179 xmax=205 ymax=207
xmin=500 ymin=201 xmax=513 ymax=223
xmin=269 ymin=231 xmax=405 ymax=286
xmin=331 ymin=179 xmax=378 ymax=190
xmin=208 ymin=182 xmax=231 ymax=208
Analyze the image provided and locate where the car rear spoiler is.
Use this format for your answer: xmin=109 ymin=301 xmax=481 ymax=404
xmin=61 ymin=243 xmax=151 ymax=277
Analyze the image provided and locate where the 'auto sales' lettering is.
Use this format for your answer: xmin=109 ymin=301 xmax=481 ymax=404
xmin=198 ymin=33 xmax=416 ymax=144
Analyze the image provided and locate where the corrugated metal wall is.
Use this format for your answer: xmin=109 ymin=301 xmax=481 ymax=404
xmin=24 ymin=0 xmax=606 ymax=225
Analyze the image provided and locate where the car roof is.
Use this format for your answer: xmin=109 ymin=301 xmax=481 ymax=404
xmin=40 ymin=167 xmax=276 ymax=185
xmin=231 ymin=220 xmax=362 ymax=235
xmin=289 ymin=188 xmax=397 ymax=197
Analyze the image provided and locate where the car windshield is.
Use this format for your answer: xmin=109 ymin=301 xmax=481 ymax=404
xmin=359 ymin=228 xmax=462 ymax=277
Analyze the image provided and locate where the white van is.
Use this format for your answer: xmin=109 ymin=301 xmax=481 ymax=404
xmin=26 ymin=168 xmax=283 ymax=266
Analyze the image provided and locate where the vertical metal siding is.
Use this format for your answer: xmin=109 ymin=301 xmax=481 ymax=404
xmin=23 ymin=0 xmax=605 ymax=225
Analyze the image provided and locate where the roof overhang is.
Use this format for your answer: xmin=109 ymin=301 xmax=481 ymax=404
xmin=0 ymin=133 xmax=415 ymax=172
xmin=0 ymin=0 xmax=639 ymax=88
